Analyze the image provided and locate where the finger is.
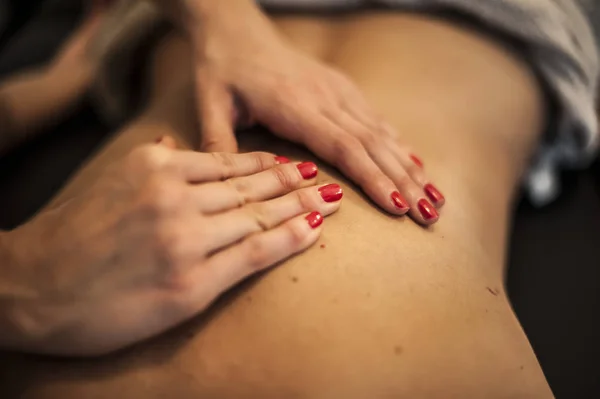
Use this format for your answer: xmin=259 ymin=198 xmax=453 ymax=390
xmin=194 ymin=161 xmax=319 ymax=214
xmin=168 ymin=151 xmax=286 ymax=182
xmin=331 ymin=111 xmax=439 ymax=225
xmin=200 ymin=184 xmax=341 ymax=253
xmin=294 ymin=109 xmax=409 ymax=216
xmin=381 ymin=124 xmax=446 ymax=209
xmin=196 ymin=68 xmax=238 ymax=152
xmin=193 ymin=212 xmax=324 ymax=302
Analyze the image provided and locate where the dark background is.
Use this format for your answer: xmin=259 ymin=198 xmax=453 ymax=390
xmin=0 ymin=1 xmax=599 ymax=397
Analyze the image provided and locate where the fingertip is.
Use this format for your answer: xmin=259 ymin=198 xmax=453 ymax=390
xmin=424 ymin=183 xmax=446 ymax=208
xmin=414 ymin=199 xmax=439 ymax=226
xmin=305 ymin=211 xmax=324 ymax=229
xmin=390 ymin=191 xmax=410 ymax=215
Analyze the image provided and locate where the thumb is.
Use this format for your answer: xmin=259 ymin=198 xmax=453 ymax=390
xmin=196 ymin=70 xmax=239 ymax=153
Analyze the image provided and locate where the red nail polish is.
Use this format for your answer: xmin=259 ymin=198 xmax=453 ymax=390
xmin=418 ymin=199 xmax=438 ymax=221
xmin=306 ymin=211 xmax=324 ymax=229
xmin=424 ymin=184 xmax=445 ymax=205
xmin=319 ymin=184 xmax=343 ymax=203
xmin=275 ymin=156 xmax=291 ymax=164
xmin=297 ymin=162 xmax=318 ymax=180
xmin=391 ymin=191 xmax=409 ymax=210
xmin=410 ymin=154 xmax=424 ymax=168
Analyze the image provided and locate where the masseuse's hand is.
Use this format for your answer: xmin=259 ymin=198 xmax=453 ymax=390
xmin=5 ymin=138 xmax=342 ymax=356
xmin=186 ymin=1 xmax=444 ymax=225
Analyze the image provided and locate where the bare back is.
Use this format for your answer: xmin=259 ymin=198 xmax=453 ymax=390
xmin=0 ymin=12 xmax=553 ymax=398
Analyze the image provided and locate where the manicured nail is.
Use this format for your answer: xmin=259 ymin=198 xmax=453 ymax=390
xmin=275 ymin=156 xmax=291 ymax=164
xmin=410 ymin=154 xmax=423 ymax=168
xmin=391 ymin=191 xmax=409 ymax=210
xmin=297 ymin=162 xmax=318 ymax=180
xmin=155 ymin=136 xmax=164 ymax=144
xmin=319 ymin=184 xmax=343 ymax=203
xmin=306 ymin=211 xmax=324 ymax=229
xmin=418 ymin=199 xmax=438 ymax=221
xmin=424 ymin=184 xmax=445 ymax=205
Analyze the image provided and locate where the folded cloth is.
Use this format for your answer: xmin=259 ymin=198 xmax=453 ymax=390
xmin=90 ymin=0 xmax=599 ymax=205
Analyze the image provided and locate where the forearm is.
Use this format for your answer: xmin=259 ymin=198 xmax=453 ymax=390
xmin=0 ymin=66 xmax=86 ymax=155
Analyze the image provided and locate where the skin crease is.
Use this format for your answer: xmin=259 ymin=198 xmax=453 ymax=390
xmin=0 ymin=10 xmax=555 ymax=399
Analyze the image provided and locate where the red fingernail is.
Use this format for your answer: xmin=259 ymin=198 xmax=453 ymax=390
xmin=418 ymin=199 xmax=438 ymax=221
xmin=306 ymin=211 xmax=324 ymax=229
xmin=391 ymin=191 xmax=409 ymax=210
xmin=297 ymin=162 xmax=318 ymax=180
xmin=155 ymin=136 xmax=164 ymax=144
xmin=410 ymin=154 xmax=424 ymax=168
xmin=275 ymin=156 xmax=291 ymax=164
xmin=424 ymin=184 xmax=445 ymax=205
xmin=319 ymin=184 xmax=343 ymax=203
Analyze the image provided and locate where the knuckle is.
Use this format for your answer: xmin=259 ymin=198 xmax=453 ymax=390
xmin=226 ymin=178 xmax=250 ymax=207
xmin=244 ymin=236 xmax=270 ymax=271
xmin=394 ymin=172 xmax=414 ymax=189
xmin=130 ymin=145 xmax=165 ymax=173
xmin=382 ymin=122 xmax=400 ymax=139
xmin=244 ymin=203 xmax=270 ymax=231
xmin=211 ymin=152 xmax=238 ymax=180
xmin=251 ymin=152 xmax=273 ymax=171
xmin=282 ymin=222 xmax=308 ymax=250
xmin=142 ymin=177 xmax=184 ymax=213
xmin=155 ymin=224 xmax=187 ymax=263
xmin=271 ymin=166 xmax=299 ymax=192
xmin=154 ymin=226 xmax=205 ymax=293
xmin=405 ymin=163 xmax=424 ymax=180
xmin=293 ymin=189 xmax=319 ymax=212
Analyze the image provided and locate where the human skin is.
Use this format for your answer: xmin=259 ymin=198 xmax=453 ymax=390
xmin=0 ymin=9 xmax=555 ymax=398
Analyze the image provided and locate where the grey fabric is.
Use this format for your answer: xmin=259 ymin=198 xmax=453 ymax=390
xmin=259 ymin=0 xmax=600 ymax=206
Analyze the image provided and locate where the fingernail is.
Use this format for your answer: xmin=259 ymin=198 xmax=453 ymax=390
xmin=424 ymin=184 xmax=445 ymax=205
xmin=306 ymin=211 xmax=324 ymax=229
xmin=410 ymin=154 xmax=424 ymax=168
xmin=418 ymin=199 xmax=438 ymax=221
xmin=391 ymin=191 xmax=409 ymax=211
xmin=319 ymin=184 xmax=343 ymax=203
xmin=275 ymin=156 xmax=291 ymax=164
xmin=297 ymin=162 xmax=318 ymax=180
xmin=155 ymin=136 xmax=164 ymax=144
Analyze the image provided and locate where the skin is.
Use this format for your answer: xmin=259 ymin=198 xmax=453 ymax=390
xmin=0 ymin=10 xmax=554 ymax=398
xmin=0 ymin=4 xmax=344 ymax=358
xmin=161 ymin=0 xmax=445 ymax=225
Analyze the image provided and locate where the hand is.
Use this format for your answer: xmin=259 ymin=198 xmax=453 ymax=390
xmin=47 ymin=0 xmax=110 ymax=89
xmin=188 ymin=2 xmax=444 ymax=225
xmin=4 ymin=138 xmax=342 ymax=356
